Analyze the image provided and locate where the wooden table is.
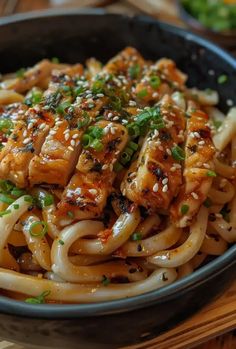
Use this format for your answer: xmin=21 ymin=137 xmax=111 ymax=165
xmin=0 ymin=1 xmax=236 ymax=349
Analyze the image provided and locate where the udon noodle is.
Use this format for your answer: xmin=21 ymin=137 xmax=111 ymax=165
xmin=0 ymin=47 xmax=234 ymax=303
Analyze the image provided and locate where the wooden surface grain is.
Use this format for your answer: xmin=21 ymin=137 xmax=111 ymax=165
xmin=0 ymin=1 xmax=235 ymax=349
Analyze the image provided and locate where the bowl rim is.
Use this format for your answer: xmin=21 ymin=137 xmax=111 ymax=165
xmin=0 ymin=9 xmax=236 ymax=318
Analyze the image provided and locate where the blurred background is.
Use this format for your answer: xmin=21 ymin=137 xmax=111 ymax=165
xmin=0 ymin=0 xmax=236 ymax=53
xmin=0 ymin=1 xmax=236 ymax=349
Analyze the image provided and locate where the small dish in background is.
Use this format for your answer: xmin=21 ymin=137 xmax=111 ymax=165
xmin=177 ymin=0 xmax=236 ymax=48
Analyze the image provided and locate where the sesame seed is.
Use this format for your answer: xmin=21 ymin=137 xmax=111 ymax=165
xmin=109 ymin=164 xmax=113 ymax=171
xmin=88 ymin=189 xmax=97 ymax=195
xmin=108 ymin=112 xmax=113 ymax=118
xmin=215 ymin=213 xmax=222 ymax=218
xmin=208 ymin=69 xmax=215 ymax=76
xmin=55 ymin=120 xmax=63 ymax=126
xmin=199 ymin=140 xmax=205 ymax=145
xmin=102 ymin=164 xmax=108 ymax=170
xmin=154 ymin=129 xmax=159 ymax=137
xmin=153 ymin=183 xmax=159 ymax=192
xmin=129 ymin=100 xmax=136 ymax=107
xmin=191 ymin=192 xmax=199 ymax=200
xmin=162 ymin=185 xmax=168 ymax=192
xmin=122 ymin=119 xmax=128 ymax=124
xmin=162 ymin=178 xmax=168 ymax=185
xmin=170 ymin=166 xmax=176 ymax=172
xmin=113 ymin=116 xmax=119 ymax=121
xmin=65 ymin=133 xmax=70 ymax=141
xmin=97 ymin=93 xmax=104 ymax=98
xmin=173 ymin=163 xmax=181 ymax=169
xmin=220 ymin=179 xmax=227 ymax=188
xmin=194 ymin=132 xmax=200 ymax=138
xmin=72 ymin=134 xmax=79 ymax=139
xmin=70 ymin=140 xmax=76 ymax=146
xmin=39 ymin=123 xmax=46 ymax=130
xmin=23 ymin=130 xmax=27 ymax=137
xmin=152 ymin=92 xmax=158 ymax=98
xmin=110 ymin=127 xmax=116 ymax=135
xmin=86 ymin=94 xmax=93 ymax=99
xmin=23 ymin=137 xmax=32 ymax=145
xmin=50 ymin=130 xmax=57 ymax=135
xmin=28 ymin=122 xmax=34 ymax=130
xmin=68 ymin=146 xmax=74 ymax=151
xmin=166 ymin=148 xmax=171 ymax=155
xmin=203 ymin=163 xmax=210 ymax=169
xmin=226 ymin=99 xmax=234 ymax=107
xmin=130 ymin=172 xmax=136 ymax=178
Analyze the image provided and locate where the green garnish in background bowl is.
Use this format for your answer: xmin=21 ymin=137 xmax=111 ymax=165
xmin=181 ymin=0 xmax=236 ymax=32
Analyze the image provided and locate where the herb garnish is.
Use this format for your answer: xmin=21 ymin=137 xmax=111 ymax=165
xmin=25 ymin=290 xmax=50 ymax=304
xmin=128 ymin=64 xmax=140 ymax=79
xmin=181 ymin=204 xmax=189 ymax=215
xmin=101 ymin=275 xmax=111 ymax=286
xmin=131 ymin=232 xmax=142 ymax=241
xmin=171 ymin=146 xmax=185 ymax=161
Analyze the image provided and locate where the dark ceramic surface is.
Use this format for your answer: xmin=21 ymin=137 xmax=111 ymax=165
xmin=0 ymin=9 xmax=235 ymax=349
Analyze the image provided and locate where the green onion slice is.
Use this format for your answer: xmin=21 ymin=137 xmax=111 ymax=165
xmin=181 ymin=204 xmax=189 ymax=215
xmin=131 ymin=232 xmax=142 ymax=241
xmin=0 ymin=194 xmax=14 ymax=204
xmin=101 ymin=275 xmax=110 ymax=286
xmin=0 ymin=209 xmax=11 ymax=217
xmin=25 ymin=290 xmax=50 ymax=304
xmin=150 ymin=75 xmax=161 ymax=89
xmin=171 ymin=146 xmax=185 ymax=161
xmin=206 ymin=170 xmax=217 ymax=177
xmin=29 ymin=221 xmax=48 ymax=238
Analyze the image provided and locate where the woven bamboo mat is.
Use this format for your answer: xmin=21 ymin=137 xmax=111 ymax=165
xmin=0 ymin=1 xmax=236 ymax=348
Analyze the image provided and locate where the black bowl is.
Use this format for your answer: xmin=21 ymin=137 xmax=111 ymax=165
xmin=0 ymin=9 xmax=236 ymax=349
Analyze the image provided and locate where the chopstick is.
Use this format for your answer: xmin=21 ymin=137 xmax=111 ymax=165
xmin=1 ymin=0 xmax=18 ymax=16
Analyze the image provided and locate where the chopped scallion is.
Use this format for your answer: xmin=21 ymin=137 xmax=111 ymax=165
xmin=204 ymin=197 xmax=212 ymax=208
xmin=0 ymin=194 xmax=14 ymax=204
xmin=67 ymin=211 xmax=74 ymax=219
xmin=16 ymin=68 xmax=26 ymax=78
xmin=128 ymin=64 xmax=140 ymax=79
xmin=90 ymin=139 xmax=104 ymax=152
xmin=77 ymin=112 xmax=90 ymax=129
xmin=127 ymin=141 xmax=138 ymax=152
xmin=113 ymin=161 xmax=124 ymax=172
xmin=29 ymin=221 xmax=48 ymax=238
xmin=171 ymin=146 xmax=185 ymax=161
xmin=101 ymin=275 xmax=110 ymax=286
xmin=181 ymin=204 xmax=189 ymax=215
xmin=0 ymin=209 xmax=11 ymax=217
xmin=137 ymin=89 xmax=148 ymax=98
xmin=217 ymin=74 xmax=228 ymax=84
xmin=131 ymin=232 xmax=142 ymax=241
xmin=51 ymin=57 xmax=60 ymax=63
xmin=207 ymin=170 xmax=217 ymax=177
xmin=150 ymin=75 xmax=161 ymax=89
xmin=25 ymin=290 xmax=50 ymax=304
